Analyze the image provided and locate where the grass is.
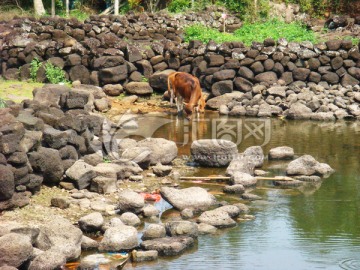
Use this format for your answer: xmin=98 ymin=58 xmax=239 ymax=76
xmin=0 ymin=79 xmax=43 ymax=103
xmin=184 ymin=19 xmax=318 ymax=46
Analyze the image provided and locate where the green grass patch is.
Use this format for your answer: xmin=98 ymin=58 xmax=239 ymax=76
xmin=184 ymin=19 xmax=318 ymax=46
xmin=0 ymin=79 xmax=43 ymax=103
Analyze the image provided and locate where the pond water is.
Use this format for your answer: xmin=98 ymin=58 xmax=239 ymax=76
xmin=123 ymin=112 xmax=360 ymax=270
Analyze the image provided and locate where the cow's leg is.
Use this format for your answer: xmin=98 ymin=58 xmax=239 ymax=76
xmin=176 ymin=96 xmax=183 ymax=116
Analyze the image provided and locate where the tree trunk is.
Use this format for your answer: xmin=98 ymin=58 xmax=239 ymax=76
xmin=65 ymin=0 xmax=69 ymax=17
xmin=51 ymin=0 xmax=55 ymax=17
xmin=114 ymin=0 xmax=119 ymax=15
xmin=34 ymin=0 xmax=46 ymax=16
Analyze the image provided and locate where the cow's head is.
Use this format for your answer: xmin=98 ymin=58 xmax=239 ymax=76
xmin=184 ymin=103 xmax=194 ymax=120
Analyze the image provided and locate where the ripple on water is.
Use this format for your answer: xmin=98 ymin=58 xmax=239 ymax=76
xmin=339 ymin=259 xmax=360 ymax=270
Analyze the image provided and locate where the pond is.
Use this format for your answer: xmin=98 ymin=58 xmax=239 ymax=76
xmin=123 ymin=112 xmax=360 ymax=270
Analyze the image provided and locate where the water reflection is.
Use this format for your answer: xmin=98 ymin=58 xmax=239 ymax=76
xmin=123 ymin=113 xmax=360 ymax=270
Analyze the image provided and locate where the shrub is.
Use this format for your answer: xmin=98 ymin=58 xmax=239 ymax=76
xmin=30 ymin=58 xmax=42 ymax=82
xmin=44 ymin=62 xmax=68 ymax=84
xmin=0 ymin=98 xmax=7 ymax=108
xmin=168 ymin=0 xmax=191 ymax=13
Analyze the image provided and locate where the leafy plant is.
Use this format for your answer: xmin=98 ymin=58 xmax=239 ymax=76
xmin=184 ymin=19 xmax=318 ymax=46
xmin=0 ymin=98 xmax=7 ymax=108
xmin=44 ymin=62 xmax=68 ymax=84
xmin=30 ymin=58 xmax=42 ymax=82
xmin=103 ymin=156 xmax=112 ymax=163
xmin=141 ymin=76 xmax=148 ymax=82
xmin=168 ymin=0 xmax=191 ymax=13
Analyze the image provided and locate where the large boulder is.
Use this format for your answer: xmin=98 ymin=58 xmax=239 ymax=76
xmin=28 ymin=250 xmax=66 ymax=270
xmin=206 ymin=92 xmax=244 ymax=110
xmin=98 ymin=225 xmax=138 ymax=251
xmin=78 ymin=212 xmax=104 ymax=233
xmin=230 ymin=171 xmax=257 ymax=187
xmin=286 ymin=155 xmax=334 ymax=176
xmin=286 ymin=102 xmax=313 ymax=120
xmin=125 ymin=82 xmax=153 ymax=95
xmin=165 ymin=221 xmax=199 ymax=238
xmin=242 ymin=146 xmax=264 ymax=168
xmin=226 ymin=154 xmax=256 ymax=176
xmin=197 ymin=209 xmax=236 ymax=228
xmin=35 ymin=218 xmax=82 ymax=261
xmin=142 ymin=224 xmax=166 ymax=240
xmin=117 ymin=189 xmax=145 ymax=213
xmin=137 ymin=138 xmax=177 ymax=165
xmin=65 ymin=160 xmax=95 ymax=190
xmin=28 ymin=147 xmax=64 ymax=185
xmin=191 ymin=139 xmax=238 ymax=167
xmin=148 ymin=69 xmax=175 ymax=91
xmin=160 ymin=187 xmax=217 ymax=211
xmin=140 ymin=236 xmax=194 ymax=256
xmin=33 ymin=84 xmax=70 ymax=108
xmin=0 ymin=233 xmax=33 ymax=268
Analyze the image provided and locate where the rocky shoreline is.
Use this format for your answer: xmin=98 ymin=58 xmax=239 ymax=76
xmin=0 ymin=80 xmax=335 ymax=268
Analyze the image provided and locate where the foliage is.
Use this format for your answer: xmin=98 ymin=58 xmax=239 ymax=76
xmin=141 ymin=76 xmax=148 ymax=82
xmin=30 ymin=58 xmax=42 ymax=82
xmin=234 ymin=19 xmax=318 ymax=44
xmin=184 ymin=19 xmax=318 ymax=46
xmin=168 ymin=0 xmax=191 ymax=13
xmin=44 ymin=62 xmax=68 ymax=84
xmin=0 ymin=98 xmax=7 ymax=108
xmin=184 ymin=24 xmax=240 ymax=44
xmin=343 ymin=36 xmax=360 ymax=46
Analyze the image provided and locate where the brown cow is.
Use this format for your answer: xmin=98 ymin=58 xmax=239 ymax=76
xmin=167 ymin=72 xmax=205 ymax=118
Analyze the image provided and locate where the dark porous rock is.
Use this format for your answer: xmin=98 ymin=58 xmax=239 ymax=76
xmin=28 ymin=147 xmax=64 ymax=185
xmin=198 ymin=209 xmax=236 ymax=228
xmin=81 ymin=235 xmax=99 ymax=250
xmin=191 ymin=139 xmax=238 ymax=167
xmin=103 ymin=84 xmax=123 ymax=96
xmin=78 ymin=212 xmax=104 ymax=232
xmin=93 ymin=56 xmax=125 ymax=69
xmin=65 ymin=160 xmax=95 ymax=190
xmin=69 ymin=65 xmax=90 ymax=84
xmin=211 ymin=80 xmax=233 ymax=96
xmin=0 ymin=165 xmax=15 ymax=201
xmin=234 ymin=77 xmax=253 ymax=92
xmin=152 ymin=163 xmax=172 ymax=177
xmin=28 ymin=250 xmax=66 ymax=270
xmin=117 ymin=189 xmax=145 ymax=213
xmin=125 ymin=82 xmax=153 ymax=95
xmin=43 ymin=127 xmax=68 ymax=149
xmin=137 ymin=138 xmax=177 ymax=165
xmin=16 ymin=113 xmax=44 ymax=132
xmin=341 ymin=74 xmax=359 ymax=87
xmin=148 ymin=69 xmax=175 ymax=91
xmin=50 ymin=196 xmax=70 ymax=209
xmin=20 ymin=130 xmax=42 ymax=153
xmin=223 ymin=184 xmax=245 ymax=194
xmin=98 ymin=65 xmax=128 ymax=84
xmin=325 ymin=40 xmax=342 ymax=51
xmin=0 ymin=233 xmax=33 ymax=268
xmin=140 ymin=236 xmax=195 ymax=256
xmin=206 ymin=92 xmax=244 ymax=110
xmin=286 ymin=155 xmax=334 ymax=176
xmin=287 ymin=102 xmax=313 ymax=120
xmin=293 ymin=68 xmax=310 ymax=81
xmin=165 ymin=221 xmax=199 ymax=238
xmin=132 ymin=250 xmax=158 ymax=263
xmin=99 ymin=225 xmax=138 ymax=252
xmin=254 ymin=71 xmax=278 ymax=84
xmin=142 ymin=224 xmax=166 ymax=241
xmin=268 ymin=146 xmax=294 ymax=160
xmin=0 ymin=122 xmax=25 ymax=154
xmin=94 ymin=98 xmax=111 ymax=112
xmin=99 ymin=160 xmax=142 ymax=180
xmin=33 ymin=84 xmax=71 ymax=108
xmin=212 ymin=69 xmax=236 ymax=81
xmin=206 ymin=54 xmax=225 ymax=67
xmin=238 ymin=66 xmax=254 ymax=81
xmin=120 ymin=212 xmax=141 ymax=227
xmin=160 ymin=186 xmax=217 ymax=211
xmin=322 ymin=72 xmax=340 ymax=84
